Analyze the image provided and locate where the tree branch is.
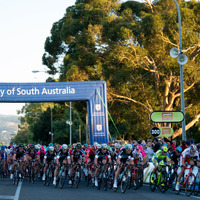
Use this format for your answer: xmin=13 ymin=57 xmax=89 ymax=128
xmin=110 ymin=92 xmax=153 ymax=113
xmin=173 ymin=112 xmax=200 ymax=138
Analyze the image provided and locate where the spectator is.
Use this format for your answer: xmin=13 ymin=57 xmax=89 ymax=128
xmin=180 ymin=140 xmax=187 ymax=151
xmin=147 ymin=142 xmax=154 ymax=161
xmin=153 ymin=137 xmax=161 ymax=152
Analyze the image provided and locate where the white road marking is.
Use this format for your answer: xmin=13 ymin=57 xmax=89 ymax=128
xmin=13 ymin=181 xmax=22 ymax=200
xmin=0 ymin=195 xmax=14 ymax=199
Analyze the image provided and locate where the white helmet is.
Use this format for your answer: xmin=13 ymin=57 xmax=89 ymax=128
xmin=94 ymin=142 xmax=98 ymax=147
xmin=101 ymin=143 xmax=108 ymax=149
xmin=115 ymin=143 xmax=121 ymax=149
xmin=97 ymin=144 xmax=101 ymax=149
xmin=62 ymin=144 xmax=68 ymax=150
xmin=49 ymin=146 xmax=54 ymax=151
xmin=37 ymin=144 xmax=41 ymax=149
xmin=125 ymin=144 xmax=133 ymax=150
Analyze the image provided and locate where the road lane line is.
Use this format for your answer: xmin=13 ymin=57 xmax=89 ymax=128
xmin=0 ymin=195 xmax=14 ymax=199
xmin=13 ymin=181 xmax=22 ymax=200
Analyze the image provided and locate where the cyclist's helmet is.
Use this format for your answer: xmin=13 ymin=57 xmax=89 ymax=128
xmin=76 ymin=144 xmax=82 ymax=149
xmin=134 ymin=147 xmax=140 ymax=155
xmin=161 ymin=146 xmax=168 ymax=152
xmin=54 ymin=144 xmax=60 ymax=149
xmin=49 ymin=146 xmax=54 ymax=151
xmin=97 ymin=144 xmax=101 ymax=149
xmin=62 ymin=144 xmax=68 ymax=150
xmin=190 ymin=144 xmax=197 ymax=152
xmin=176 ymin=146 xmax=182 ymax=153
xmin=91 ymin=145 xmax=96 ymax=151
xmin=49 ymin=143 xmax=53 ymax=147
xmin=101 ymin=143 xmax=108 ymax=149
xmin=125 ymin=144 xmax=133 ymax=150
xmin=84 ymin=144 xmax=87 ymax=147
xmin=115 ymin=143 xmax=121 ymax=149
xmin=110 ymin=147 xmax=116 ymax=153
xmin=40 ymin=146 xmax=45 ymax=151
xmin=30 ymin=144 xmax=35 ymax=149
xmin=19 ymin=143 xmax=24 ymax=148
xmin=1 ymin=145 xmax=5 ymax=150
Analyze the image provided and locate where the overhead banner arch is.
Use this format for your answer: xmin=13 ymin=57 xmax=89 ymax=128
xmin=0 ymin=81 xmax=109 ymax=144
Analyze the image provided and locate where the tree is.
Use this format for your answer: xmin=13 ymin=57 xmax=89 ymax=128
xmin=42 ymin=0 xmax=200 ymax=141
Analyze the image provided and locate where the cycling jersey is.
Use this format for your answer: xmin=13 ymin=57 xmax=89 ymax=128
xmin=95 ymin=149 xmax=111 ymax=162
xmin=86 ymin=148 xmax=96 ymax=163
xmin=117 ymin=148 xmax=133 ymax=163
xmin=57 ymin=149 xmax=70 ymax=163
xmin=26 ymin=149 xmax=38 ymax=159
xmin=71 ymin=149 xmax=85 ymax=162
xmin=180 ymin=147 xmax=199 ymax=165
xmin=38 ymin=150 xmax=46 ymax=162
xmin=152 ymin=150 xmax=170 ymax=165
xmin=169 ymin=151 xmax=180 ymax=166
xmin=14 ymin=148 xmax=26 ymax=159
xmin=0 ymin=152 xmax=7 ymax=159
xmin=44 ymin=151 xmax=57 ymax=163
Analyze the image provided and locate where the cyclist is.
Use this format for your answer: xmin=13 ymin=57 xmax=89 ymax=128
xmin=69 ymin=144 xmax=86 ymax=186
xmin=10 ymin=143 xmax=26 ymax=179
xmin=169 ymin=146 xmax=182 ymax=167
xmin=0 ymin=145 xmax=7 ymax=175
xmin=114 ymin=143 xmax=121 ymax=154
xmin=175 ymin=144 xmax=199 ymax=190
xmin=94 ymin=143 xmax=112 ymax=187
xmin=42 ymin=146 xmax=57 ymax=181
xmin=113 ymin=144 xmax=134 ymax=189
xmin=132 ymin=147 xmax=143 ymax=165
xmin=53 ymin=144 xmax=71 ymax=185
xmin=150 ymin=146 xmax=171 ymax=184
xmin=7 ymin=142 xmax=15 ymax=171
xmin=37 ymin=146 xmax=46 ymax=178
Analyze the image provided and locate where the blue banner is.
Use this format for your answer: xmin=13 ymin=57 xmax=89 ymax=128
xmin=0 ymin=81 xmax=109 ymax=144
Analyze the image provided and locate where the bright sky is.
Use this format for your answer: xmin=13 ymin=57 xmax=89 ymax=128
xmin=0 ymin=0 xmax=76 ymax=115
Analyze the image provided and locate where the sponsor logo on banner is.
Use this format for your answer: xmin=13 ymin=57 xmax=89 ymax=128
xmin=162 ymin=128 xmax=171 ymax=135
xmin=96 ymin=124 xmax=102 ymax=131
xmin=162 ymin=112 xmax=173 ymax=121
xmin=93 ymin=104 xmax=104 ymax=116
xmin=93 ymin=124 xmax=106 ymax=137
xmin=95 ymin=104 xmax=101 ymax=111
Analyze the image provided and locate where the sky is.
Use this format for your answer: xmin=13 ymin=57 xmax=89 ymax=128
xmin=0 ymin=0 xmax=76 ymax=115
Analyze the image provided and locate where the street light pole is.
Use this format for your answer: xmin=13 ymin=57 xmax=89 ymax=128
xmin=173 ymin=0 xmax=186 ymax=141
xmin=70 ymin=101 xmax=72 ymax=145
xmin=50 ymin=107 xmax=53 ymax=144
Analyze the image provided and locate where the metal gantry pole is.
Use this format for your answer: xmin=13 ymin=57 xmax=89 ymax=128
xmin=70 ymin=101 xmax=72 ymax=145
xmin=174 ymin=0 xmax=186 ymax=140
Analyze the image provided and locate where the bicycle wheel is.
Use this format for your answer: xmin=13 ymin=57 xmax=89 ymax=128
xmin=86 ymin=174 xmax=91 ymax=186
xmin=185 ymin=173 xmax=196 ymax=196
xmin=159 ymin=171 xmax=167 ymax=193
xmin=74 ymin=173 xmax=81 ymax=189
xmin=47 ymin=170 xmax=53 ymax=186
xmin=103 ymin=178 xmax=107 ymax=191
xmin=55 ymin=176 xmax=60 ymax=188
xmin=13 ymin=173 xmax=16 ymax=185
xmin=193 ymin=181 xmax=199 ymax=196
xmin=31 ymin=172 xmax=35 ymax=184
xmin=133 ymin=171 xmax=139 ymax=190
xmin=150 ymin=172 xmax=156 ymax=192
xmin=138 ymin=168 xmax=143 ymax=188
xmin=121 ymin=172 xmax=128 ymax=193
xmin=59 ymin=175 xmax=66 ymax=189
